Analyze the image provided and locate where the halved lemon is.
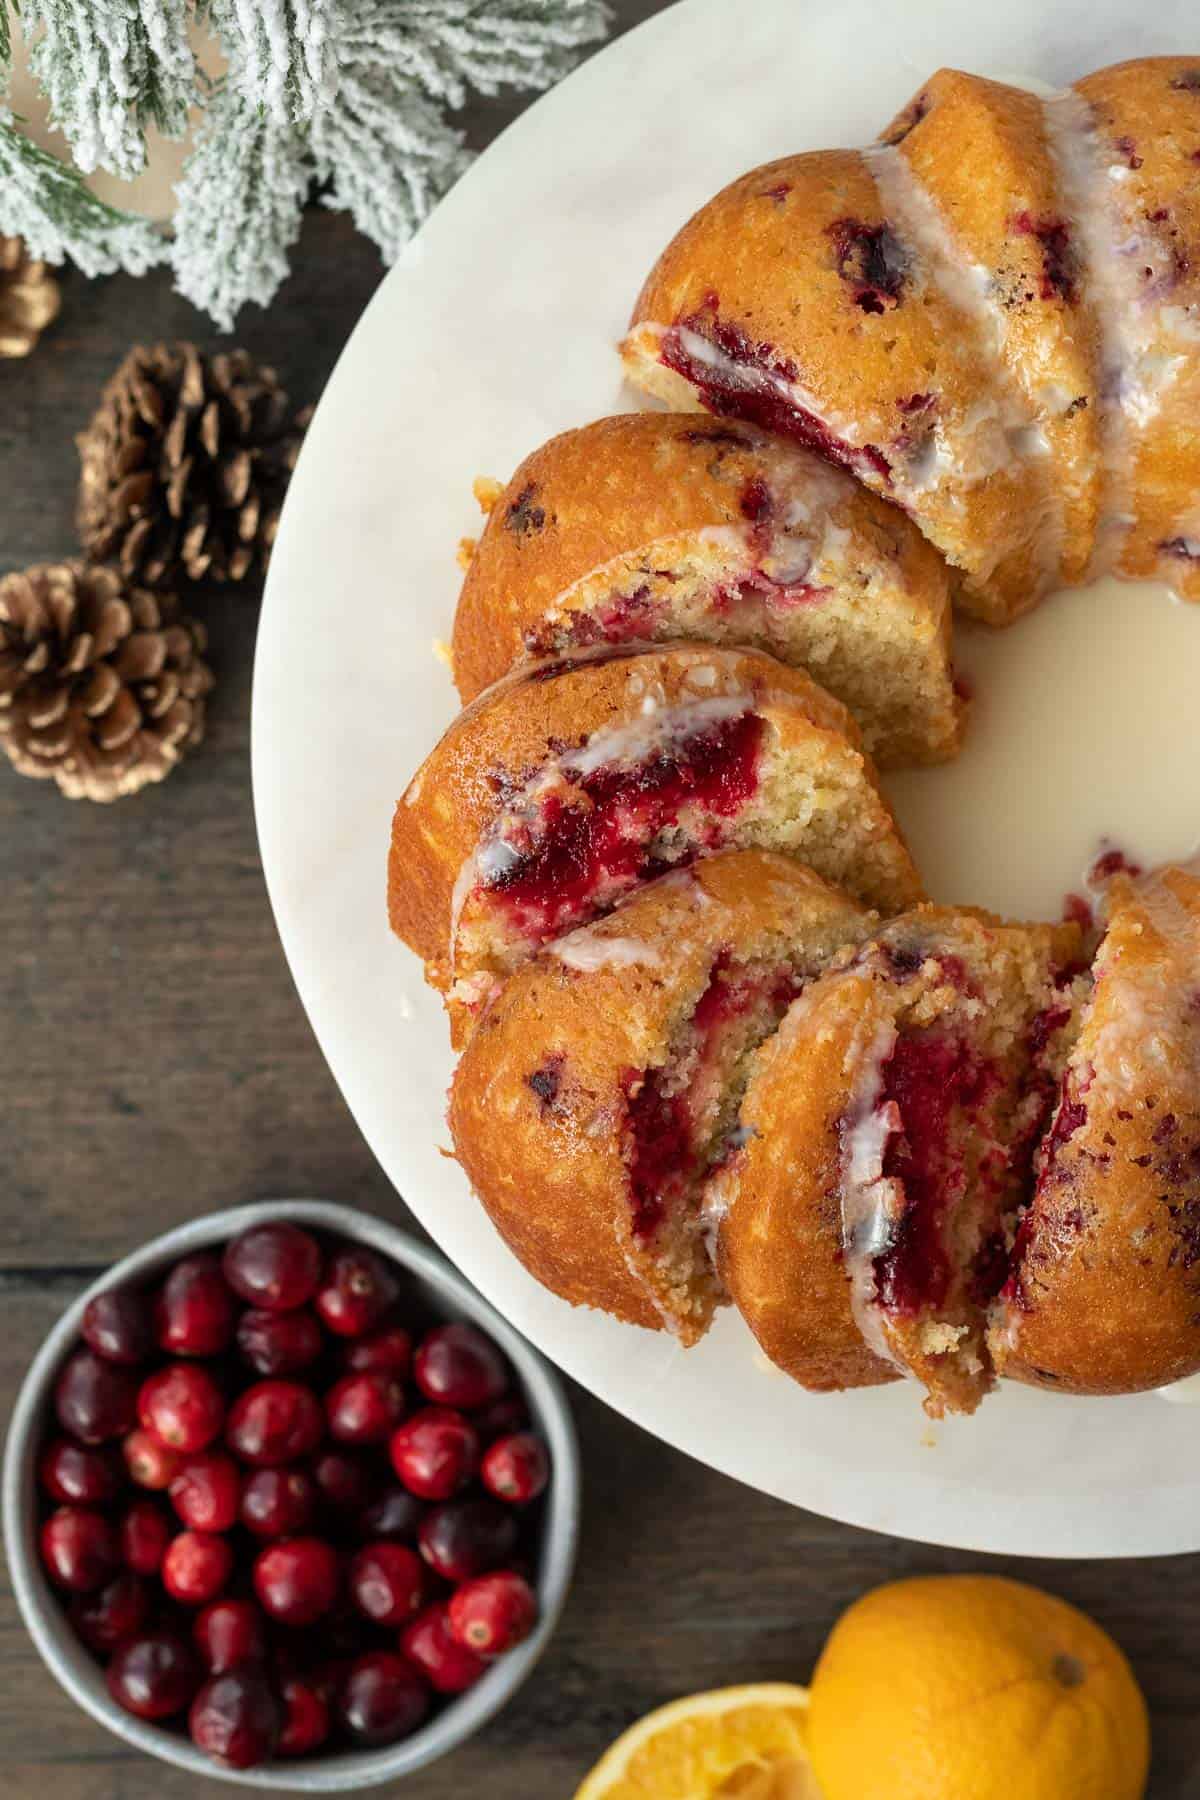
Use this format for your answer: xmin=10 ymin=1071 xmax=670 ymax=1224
xmin=574 ymin=1682 xmax=818 ymax=1800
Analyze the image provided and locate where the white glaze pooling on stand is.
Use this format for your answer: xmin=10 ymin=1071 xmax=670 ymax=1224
xmin=255 ymin=0 xmax=1200 ymax=1555
xmin=883 ymin=575 xmax=1200 ymax=922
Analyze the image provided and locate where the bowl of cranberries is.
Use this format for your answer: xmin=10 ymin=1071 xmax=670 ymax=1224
xmin=3 ymin=1200 xmax=579 ymax=1788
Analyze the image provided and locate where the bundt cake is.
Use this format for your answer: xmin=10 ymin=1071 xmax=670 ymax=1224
xmin=451 ymin=413 xmax=962 ymax=767
xmin=621 ymin=57 xmax=1200 ymax=621
xmin=708 ymin=908 xmax=1089 ymax=1417
xmin=448 ymin=851 xmax=878 ymax=1342
xmin=992 ymin=860 xmax=1200 ymax=1394
xmin=389 ymin=643 xmax=922 ymax=1039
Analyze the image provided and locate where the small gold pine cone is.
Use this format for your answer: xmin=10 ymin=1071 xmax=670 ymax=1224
xmin=0 ymin=562 xmax=214 ymax=802
xmin=0 ymin=235 xmax=61 ymax=358
xmin=76 ymin=341 xmax=310 ymax=589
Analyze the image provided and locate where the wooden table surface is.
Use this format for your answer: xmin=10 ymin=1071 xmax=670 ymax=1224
xmin=2 ymin=7 xmax=1198 ymax=1794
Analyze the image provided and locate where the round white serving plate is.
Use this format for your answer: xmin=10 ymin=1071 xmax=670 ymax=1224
xmin=254 ymin=0 xmax=1200 ymax=1556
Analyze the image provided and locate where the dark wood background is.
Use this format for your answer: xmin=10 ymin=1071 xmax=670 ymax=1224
xmin=2 ymin=5 xmax=1197 ymax=1793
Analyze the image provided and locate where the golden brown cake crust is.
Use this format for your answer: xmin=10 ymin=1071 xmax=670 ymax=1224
xmin=1072 ymin=58 xmax=1200 ymax=600
xmin=388 ymin=642 xmax=922 ymax=994
xmin=712 ymin=969 xmax=897 ymax=1392
xmin=448 ymin=852 xmax=876 ymax=1337
xmin=992 ymin=865 xmax=1200 ymax=1393
xmin=451 ymin=413 xmax=956 ymax=753
xmin=881 ymin=70 xmax=1105 ymax=589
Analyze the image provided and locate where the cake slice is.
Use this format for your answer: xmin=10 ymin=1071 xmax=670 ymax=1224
xmin=448 ymin=851 xmax=878 ymax=1342
xmin=991 ymin=862 xmax=1200 ymax=1393
xmin=452 ymin=413 xmax=961 ymax=767
xmin=877 ymin=70 xmax=1106 ymax=589
xmin=1065 ymin=59 xmax=1200 ymax=599
xmin=709 ymin=907 xmax=1088 ymax=1415
xmin=620 ymin=148 xmax=1061 ymax=625
xmin=390 ymin=644 xmax=923 ymax=1041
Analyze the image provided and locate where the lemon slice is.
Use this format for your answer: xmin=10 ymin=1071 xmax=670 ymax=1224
xmin=574 ymin=1682 xmax=818 ymax=1800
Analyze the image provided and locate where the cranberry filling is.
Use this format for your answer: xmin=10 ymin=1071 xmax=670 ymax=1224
xmin=622 ymin=954 xmax=806 ymax=1242
xmin=481 ymin=712 xmax=764 ymax=939
xmin=659 ymin=308 xmax=891 ymax=484
xmin=1011 ymin=212 xmax=1079 ymax=305
xmin=826 ymin=217 xmax=910 ymax=313
xmin=870 ymin=1031 xmax=991 ymax=1315
xmin=1089 ymin=846 xmax=1143 ymax=883
xmin=525 ymin=587 xmax=660 ymax=658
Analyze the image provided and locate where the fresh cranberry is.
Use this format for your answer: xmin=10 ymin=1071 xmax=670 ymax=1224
xmin=348 ymin=1542 xmax=425 ymax=1626
xmin=189 ymin=1668 xmax=282 ymax=1769
xmin=413 ymin=1323 xmax=508 ymax=1410
xmin=223 ymin=1222 xmax=323 ymax=1312
xmin=81 ymin=1286 xmax=154 ymax=1365
xmin=418 ymin=1497 xmax=517 ymax=1581
xmin=55 ymin=1349 xmax=138 ymax=1444
xmin=449 ymin=1570 xmax=537 ymax=1656
xmin=162 ymin=1530 xmax=234 ymax=1606
xmin=38 ymin=1438 xmax=121 ymax=1505
xmin=236 ymin=1307 xmax=322 ymax=1377
xmin=108 ymin=1630 xmax=202 ymax=1719
xmin=401 ymin=1600 xmax=488 ymax=1694
xmin=40 ymin=1506 xmax=119 ymax=1592
xmin=473 ymin=1392 xmax=530 ymax=1441
xmin=338 ymin=1651 xmax=430 ymax=1747
xmin=193 ymin=1598 xmax=268 ymax=1672
xmin=481 ymin=1432 xmax=550 ymax=1504
xmin=225 ymin=1380 xmax=324 ymax=1467
xmin=155 ymin=1254 xmax=236 ymax=1357
xmin=119 ymin=1498 xmax=172 ymax=1575
xmin=240 ymin=1466 xmax=317 ymax=1538
xmin=278 ymin=1676 xmax=330 ymax=1757
xmin=326 ymin=1371 xmax=406 ymax=1445
xmin=138 ymin=1363 xmax=225 ymax=1452
xmin=169 ymin=1452 xmax=242 ymax=1532
xmin=359 ymin=1484 xmax=425 ymax=1542
xmin=315 ymin=1247 xmax=399 ymax=1338
xmin=311 ymin=1448 xmax=379 ymax=1514
xmin=70 ymin=1571 xmax=150 ymax=1653
xmin=390 ymin=1408 xmax=479 ymax=1499
xmin=123 ymin=1427 xmax=183 ymax=1490
xmin=341 ymin=1323 xmax=413 ymax=1377
xmin=253 ymin=1538 xmax=340 ymax=1626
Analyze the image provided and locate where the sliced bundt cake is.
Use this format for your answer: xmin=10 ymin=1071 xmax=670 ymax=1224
xmin=991 ymin=861 xmax=1200 ymax=1392
xmin=448 ymin=852 xmax=878 ymax=1342
xmin=709 ymin=907 xmax=1089 ymax=1416
xmin=389 ymin=644 xmax=923 ymax=1040
xmin=452 ymin=413 xmax=961 ymax=766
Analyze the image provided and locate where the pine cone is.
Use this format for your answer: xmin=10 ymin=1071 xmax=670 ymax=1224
xmin=0 ymin=563 xmax=214 ymax=802
xmin=76 ymin=342 xmax=310 ymax=589
xmin=0 ymin=235 xmax=61 ymax=358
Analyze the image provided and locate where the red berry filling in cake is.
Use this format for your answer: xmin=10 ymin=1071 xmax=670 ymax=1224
xmin=825 ymin=217 xmax=910 ymax=314
xmin=659 ymin=303 xmax=892 ymax=483
xmin=833 ymin=932 xmax=1090 ymax=1413
xmin=1010 ymin=212 xmax=1080 ymax=305
xmin=471 ymin=711 xmax=764 ymax=945
xmin=619 ymin=949 xmax=814 ymax=1320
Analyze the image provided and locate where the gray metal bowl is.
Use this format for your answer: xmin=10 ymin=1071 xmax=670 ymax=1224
xmin=3 ymin=1199 xmax=580 ymax=1790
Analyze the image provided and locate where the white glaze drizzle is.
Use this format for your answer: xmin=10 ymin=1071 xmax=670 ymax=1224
xmin=1042 ymin=87 xmax=1200 ymax=575
xmin=836 ymin=1008 xmax=906 ymax=1371
xmin=552 ymin=931 xmax=663 ymax=973
xmin=862 ymin=142 xmax=1063 ymax=585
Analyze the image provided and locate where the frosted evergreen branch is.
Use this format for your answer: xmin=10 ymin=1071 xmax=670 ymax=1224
xmin=0 ymin=109 xmax=166 ymax=275
xmin=199 ymin=0 xmax=343 ymax=124
xmin=311 ymin=62 xmax=470 ymax=264
xmin=338 ymin=0 xmax=611 ymax=111
xmin=171 ymin=80 xmax=312 ymax=330
xmin=20 ymin=1 xmax=195 ymax=178
xmin=0 ymin=5 xmax=11 ymax=71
